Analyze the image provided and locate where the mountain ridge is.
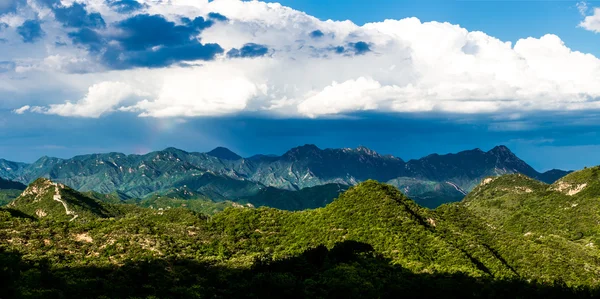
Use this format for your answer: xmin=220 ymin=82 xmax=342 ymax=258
xmin=0 ymin=145 xmax=570 ymax=208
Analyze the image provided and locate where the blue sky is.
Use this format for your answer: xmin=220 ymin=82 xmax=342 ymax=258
xmin=1 ymin=0 xmax=600 ymax=172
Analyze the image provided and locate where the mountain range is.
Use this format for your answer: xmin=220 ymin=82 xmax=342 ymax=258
xmin=0 ymin=144 xmax=569 ymax=208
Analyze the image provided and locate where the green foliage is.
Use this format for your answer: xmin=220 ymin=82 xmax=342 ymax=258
xmin=0 ymin=189 xmax=22 ymax=206
xmin=241 ymin=183 xmax=348 ymax=210
xmin=1 ymin=175 xmax=600 ymax=297
xmin=138 ymin=195 xmax=236 ymax=215
xmin=2 ymin=242 xmax=593 ymax=298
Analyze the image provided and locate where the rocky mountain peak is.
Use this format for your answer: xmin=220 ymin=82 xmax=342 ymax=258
xmin=355 ymin=145 xmax=380 ymax=157
xmin=206 ymin=147 xmax=242 ymax=160
xmin=283 ymin=144 xmax=322 ymax=159
xmin=487 ymin=145 xmax=514 ymax=156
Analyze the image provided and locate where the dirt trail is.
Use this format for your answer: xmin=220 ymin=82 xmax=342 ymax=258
xmin=446 ymin=181 xmax=467 ymax=196
xmin=51 ymin=182 xmax=78 ymax=221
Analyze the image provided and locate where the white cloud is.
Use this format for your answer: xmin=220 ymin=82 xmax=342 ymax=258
xmin=119 ymin=63 xmax=263 ymax=117
xmin=6 ymin=0 xmax=600 ymax=119
xmin=298 ymin=77 xmax=384 ymax=117
xmin=577 ymin=1 xmax=589 ymax=16
xmin=580 ymin=7 xmax=600 ymax=32
xmin=29 ymin=81 xmax=144 ymax=118
xmin=13 ymin=105 xmax=30 ymax=114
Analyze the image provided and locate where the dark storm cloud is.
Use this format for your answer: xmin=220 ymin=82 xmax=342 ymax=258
xmin=68 ymin=28 xmax=104 ymax=51
xmin=227 ymin=43 xmax=269 ymax=58
xmin=115 ymin=14 xmax=212 ymax=50
xmin=68 ymin=14 xmax=223 ymax=69
xmin=17 ymin=20 xmax=45 ymax=43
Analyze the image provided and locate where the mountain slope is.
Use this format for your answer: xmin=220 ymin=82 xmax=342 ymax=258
xmin=240 ymin=183 xmax=349 ymax=210
xmin=455 ymin=170 xmax=600 ymax=282
xmin=462 ymin=168 xmax=600 ymax=244
xmin=6 ymin=178 xmax=121 ymax=221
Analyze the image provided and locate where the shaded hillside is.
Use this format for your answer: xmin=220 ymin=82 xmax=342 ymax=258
xmin=1 ymin=242 xmax=593 ymax=298
xmin=0 ymin=177 xmax=26 ymax=190
xmin=0 ymin=177 xmax=26 ymax=206
xmin=241 ymin=183 xmax=349 ymax=210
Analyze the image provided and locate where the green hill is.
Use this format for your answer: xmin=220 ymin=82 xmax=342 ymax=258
xmin=1 ymin=176 xmax=600 ymax=297
xmin=462 ymin=169 xmax=600 ymax=245
xmin=6 ymin=178 xmax=121 ymax=221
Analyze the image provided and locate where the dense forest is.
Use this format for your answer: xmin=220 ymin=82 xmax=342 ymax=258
xmin=1 ymin=167 xmax=600 ymax=298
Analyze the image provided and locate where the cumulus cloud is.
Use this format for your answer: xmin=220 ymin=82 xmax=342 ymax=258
xmin=27 ymin=81 xmax=144 ymax=117
xmin=68 ymin=13 xmax=223 ymax=69
xmin=5 ymin=0 xmax=600 ymax=119
xmin=120 ymin=63 xmax=263 ymax=117
xmin=580 ymin=7 xmax=600 ymax=32
xmin=298 ymin=77 xmax=387 ymax=117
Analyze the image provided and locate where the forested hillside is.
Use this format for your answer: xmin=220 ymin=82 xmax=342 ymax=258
xmin=1 ymin=170 xmax=599 ymax=298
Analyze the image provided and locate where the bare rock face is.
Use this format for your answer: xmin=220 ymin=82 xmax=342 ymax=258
xmin=551 ymin=181 xmax=588 ymax=196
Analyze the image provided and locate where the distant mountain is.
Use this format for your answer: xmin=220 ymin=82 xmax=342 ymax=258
xmin=0 ymin=159 xmax=28 ymax=180
xmin=247 ymin=154 xmax=278 ymax=161
xmin=0 ymin=145 xmax=570 ymax=208
xmin=206 ymin=147 xmax=242 ymax=160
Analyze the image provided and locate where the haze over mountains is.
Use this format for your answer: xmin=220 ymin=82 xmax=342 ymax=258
xmin=0 ymin=144 xmax=568 ymax=208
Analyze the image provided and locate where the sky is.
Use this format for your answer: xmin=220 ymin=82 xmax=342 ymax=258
xmin=1 ymin=0 xmax=600 ymax=171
